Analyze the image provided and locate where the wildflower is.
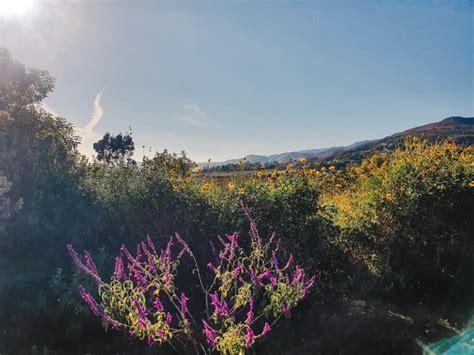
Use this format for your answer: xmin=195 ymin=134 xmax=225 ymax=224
xmin=154 ymin=298 xmax=164 ymax=312
xmin=238 ymin=187 xmax=245 ymax=195
xmin=207 ymin=262 xmax=218 ymax=273
xmin=146 ymin=234 xmax=157 ymax=254
xmin=246 ymin=302 xmax=254 ymax=324
xmin=114 ymin=256 xmax=124 ymax=280
xmin=210 ymin=292 xmax=230 ymax=317
xmin=133 ymin=299 xmax=148 ymax=319
xmin=84 ymin=251 xmax=98 ymax=276
xmin=180 ymin=292 xmax=189 ymax=316
xmin=329 ymin=165 xmax=336 ymax=172
xmin=202 ymin=320 xmax=219 ymax=347
xmin=469 ymin=181 xmax=474 ymax=188
xmin=245 ymin=327 xmax=255 ymax=347
xmin=165 ymin=312 xmax=173 ymax=325
xmin=260 ymin=322 xmax=271 ymax=337
xmin=298 ymin=157 xmax=307 ymax=164
xmin=232 ymin=263 xmax=243 ymax=278
xmin=321 ymin=166 xmax=326 ymax=172
xmin=157 ymin=328 xmax=166 ymax=339
xmin=78 ymin=285 xmax=103 ymax=317
xmin=67 ymin=245 xmax=102 ymax=284
xmin=227 ymin=182 xmax=236 ymax=191
xmin=175 ymin=233 xmax=192 ymax=257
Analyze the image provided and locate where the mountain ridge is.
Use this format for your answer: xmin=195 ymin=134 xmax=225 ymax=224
xmin=200 ymin=116 xmax=473 ymax=168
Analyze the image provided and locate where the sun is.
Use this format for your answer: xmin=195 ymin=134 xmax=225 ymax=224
xmin=0 ymin=0 xmax=36 ymax=16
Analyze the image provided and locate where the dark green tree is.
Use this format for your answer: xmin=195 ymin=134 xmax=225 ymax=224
xmin=93 ymin=131 xmax=135 ymax=166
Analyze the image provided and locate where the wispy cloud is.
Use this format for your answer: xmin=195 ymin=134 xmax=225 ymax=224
xmin=84 ymin=92 xmax=103 ymax=133
xmin=177 ymin=104 xmax=208 ymax=127
xmin=76 ymin=92 xmax=104 ymax=158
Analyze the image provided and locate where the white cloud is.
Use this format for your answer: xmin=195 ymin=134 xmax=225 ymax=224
xmin=177 ymin=104 xmax=208 ymax=127
xmin=76 ymin=92 xmax=104 ymax=159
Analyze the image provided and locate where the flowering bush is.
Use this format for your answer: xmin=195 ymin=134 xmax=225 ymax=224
xmin=68 ymin=203 xmax=316 ymax=353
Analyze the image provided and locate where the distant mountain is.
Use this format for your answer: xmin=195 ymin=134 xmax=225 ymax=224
xmin=200 ymin=116 xmax=473 ymax=168
xmin=320 ymin=116 xmax=474 ymax=165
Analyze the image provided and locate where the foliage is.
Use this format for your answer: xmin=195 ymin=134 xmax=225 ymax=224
xmin=67 ymin=207 xmax=315 ymax=354
xmin=93 ymin=132 xmax=136 ymax=166
xmin=319 ymin=138 xmax=474 ymax=294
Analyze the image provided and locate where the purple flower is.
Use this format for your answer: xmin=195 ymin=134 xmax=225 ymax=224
xmin=259 ymin=268 xmax=277 ymax=286
xmin=133 ymin=299 xmax=148 ymax=319
xmin=146 ymin=234 xmax=157 ymax=254
xmin=282 ymin=304 xmax=290 ymax=315
xmin=154 ymin=298 xmax=163 ymax=312
xmin=260 ymin=322 xmax=271 ymax=337
xmin=232 ymin=263 xmax=243 ymax=278
xmin=78 ymin=286 xmax=103 ymax=317
xmin=138 ymin=317 xmax=148 ymax=330
xmin=136 ymin=244 xmax=142 ymax=260
xmin=114 ymin=256 xmax=124 ymax=280
xmin=157 ymin=328 xmax=165 ymax=338
xmin=227 ymin=232 xmax=239 ymax=257
xmin=249 ymin=266 xmax=263 ymax=287
xmin=209 ymin=293 xmax=230 ymax=317
xmin=165 ymin=312 xmax=173 ymax=325
xmin=84 ymin=251 xmax=98 ymax=276
xmin=245 ymin=327 xmax=254 ymax=347
xmin=147 ymin=252 xmax=156 ymax=274
xmin=175 ymin=233 xmax=193 ymax=257
xmin=180 ymin=292 xmax=189 ymax=316
xmin=202 ymin=320 xmax=218 ymax=347
xmin=245 ymin=308 xmax=255 ymax=325
xmin=282 ymin=254 xmax=294 ymax=271
xmin=147 ymin=335 xmax=155 ymax=346
xmin=67 ymin=245 xmax=102 ymax=284
xmin=207 ymin=262 xmax=218 ymax=273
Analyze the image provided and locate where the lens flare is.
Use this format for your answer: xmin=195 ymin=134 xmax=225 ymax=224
xmin=0 ymin=0 xmax=36 ymax=16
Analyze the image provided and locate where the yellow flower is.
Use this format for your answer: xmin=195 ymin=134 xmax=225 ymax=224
xmin=329 ymin=165 xmax=336 ymax=172
xmin=469 ymin=181 xmax=474 ymax=188
xmin=256 ymin=171 xmax=264 ymax=178
xmin=315 ymin=170 xmax=322 ymax=177
xmin=287 ymin=163 xmax=294 ymax=170
xmin=227 ymin=182 xmax=236 ymax=191
xmin=238 ymin=187 xmax=245 ymax=195
xmin=321 ymin=167 xmax=327 ymax=172
xmin=200 ymin=182 xmax=214 ymax=193
xmin=298 ymin=157 xmax=307 ymax=164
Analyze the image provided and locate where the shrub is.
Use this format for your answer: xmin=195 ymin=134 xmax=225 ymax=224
xmin=67 ymin=204 xmax=316 ymax=354
xmin=320 ymin=138 xmax=474 ymax=296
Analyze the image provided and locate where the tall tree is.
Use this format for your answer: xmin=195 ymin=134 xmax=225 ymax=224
xmin=93 ymin=131 xmax=135 ymax=166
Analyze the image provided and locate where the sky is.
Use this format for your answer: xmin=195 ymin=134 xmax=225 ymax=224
xmin=1 ymin=0 xmax=472 ymax=162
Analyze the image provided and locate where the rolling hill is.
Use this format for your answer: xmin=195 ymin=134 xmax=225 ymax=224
xmin=200 ymin=116 xmax=473 ymax=168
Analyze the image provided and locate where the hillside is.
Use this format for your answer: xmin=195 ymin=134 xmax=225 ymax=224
xmin=320 ymin=116 xmax=474 ymax=165
xmin=201 ymin=116 xmax=473 ymax=168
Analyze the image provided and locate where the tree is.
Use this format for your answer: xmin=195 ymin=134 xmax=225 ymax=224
xmin=0 ymin=48 xmax=55 ymax=115
xmin=93 ymin=132 xmax=135 ymax=166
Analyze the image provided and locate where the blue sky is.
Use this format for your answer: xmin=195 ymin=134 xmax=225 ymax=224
xmin=1 ymin=0 xmax=472 ymax=161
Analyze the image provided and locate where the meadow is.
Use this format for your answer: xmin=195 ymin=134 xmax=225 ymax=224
xmin=1 ymin=49 xmax=473 ymax=354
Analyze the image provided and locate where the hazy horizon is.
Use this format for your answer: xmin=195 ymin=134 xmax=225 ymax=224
xmin=2 ymin=0 xmax=472 ymax=161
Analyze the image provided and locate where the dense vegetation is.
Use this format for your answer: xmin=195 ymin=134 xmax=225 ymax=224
xmin=0 ymin=49 xmax=473 ymax=354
